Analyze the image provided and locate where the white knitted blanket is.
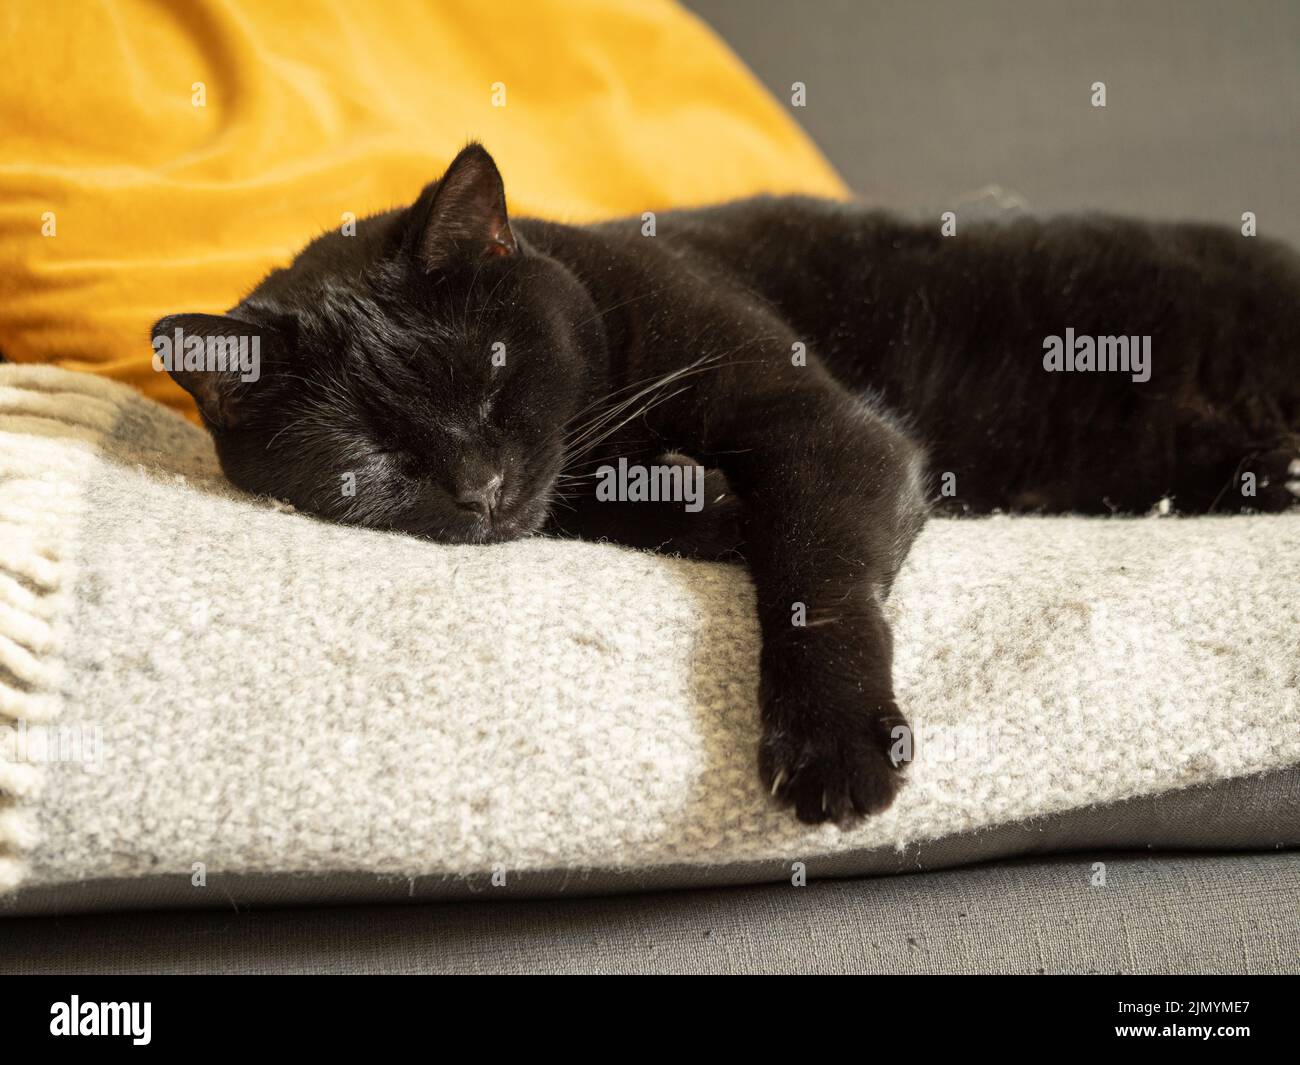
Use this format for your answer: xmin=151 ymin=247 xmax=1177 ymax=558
xmin=1 ymin=364 xmax=1298 ymax=895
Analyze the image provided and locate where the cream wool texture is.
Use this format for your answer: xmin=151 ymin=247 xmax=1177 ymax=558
xmin=1 ymin=364 xmax=1298 ymax=894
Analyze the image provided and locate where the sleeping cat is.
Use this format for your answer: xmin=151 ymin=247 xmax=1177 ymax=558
xmin=153 ymin=143 xmax=1300 ymax=826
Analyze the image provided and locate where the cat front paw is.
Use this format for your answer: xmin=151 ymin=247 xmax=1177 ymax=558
xmin=655 ymin=456 xmax=744 ymax=560
xmin=759 ymin=698 xmax=909 ymax=826
xmin=1242 ymin=449 xmax=1300 ymax=512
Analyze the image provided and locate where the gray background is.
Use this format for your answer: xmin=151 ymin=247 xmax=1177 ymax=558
xmin=687 ymin=0 xmax=1300 ymax=244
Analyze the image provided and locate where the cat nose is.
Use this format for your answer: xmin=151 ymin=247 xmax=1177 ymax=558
xmin=454 ymin=473 xmax=503 ymax=518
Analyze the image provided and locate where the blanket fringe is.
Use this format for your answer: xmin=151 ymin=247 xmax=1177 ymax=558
xmin=0 ymin=365 xmax=122 ymax=892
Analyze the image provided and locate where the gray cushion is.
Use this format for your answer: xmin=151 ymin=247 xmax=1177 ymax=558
xmin=5 ymin=765 xmax=1296 ymax=915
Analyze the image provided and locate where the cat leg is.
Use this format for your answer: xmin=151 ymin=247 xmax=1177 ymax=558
xmin=1170 ymin=317 xmax=1300 ymax=512
xmin=553 ymin=382 xmax=928 ymax=826
xmin=1215 ymin=445 xmax=1300 ymax=512
xmin=703 ymin=387 xmax=930 ymax=824
xmin=1167 ymin=416 xmax=1300 ymax=513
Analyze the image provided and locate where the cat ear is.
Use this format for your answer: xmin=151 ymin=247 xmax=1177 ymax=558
xmin=410 ymin=143 xmax=517 ymax=272
xmin=150 ymin=313 xmax=270 ymax=429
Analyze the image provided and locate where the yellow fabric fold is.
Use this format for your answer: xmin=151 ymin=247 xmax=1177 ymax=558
xmin=0 ymin=0 xmax=845 ymax=417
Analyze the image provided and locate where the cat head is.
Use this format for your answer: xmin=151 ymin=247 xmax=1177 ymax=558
xmin=152 ymin=143 xmax=603 ymax=543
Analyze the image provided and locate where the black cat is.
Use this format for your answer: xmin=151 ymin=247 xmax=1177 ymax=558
xmin=154 ymin=143 xmax=1300 ymax=825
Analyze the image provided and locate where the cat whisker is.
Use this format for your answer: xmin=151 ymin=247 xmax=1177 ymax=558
xmin=562 ymin=385 xmax=692 ymax=472
xmin=561 ymin=353 xmax=727 ymax=456
xmin=570 ymin=286 xmax=667 ymax=331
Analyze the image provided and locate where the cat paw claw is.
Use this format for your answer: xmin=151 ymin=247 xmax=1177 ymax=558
xmin=760 ymin=707 xmax=908 ymax=826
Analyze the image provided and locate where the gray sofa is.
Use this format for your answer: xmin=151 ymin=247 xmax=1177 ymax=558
xmin=5 ymin=854 xmax=1296 ymax=975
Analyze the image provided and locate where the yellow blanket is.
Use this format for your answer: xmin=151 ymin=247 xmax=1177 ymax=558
xmin=0 ymin=0 xmax=845 ymax=416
